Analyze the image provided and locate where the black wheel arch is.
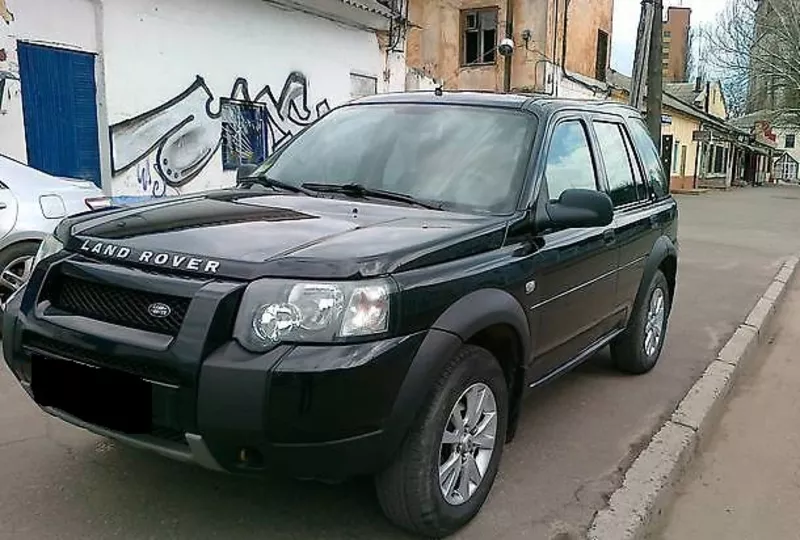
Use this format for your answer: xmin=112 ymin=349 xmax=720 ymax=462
xmin=635 ymin=236 xmax=678 ymax=317
xmin=385 ymin=289 xmax=532 ymax=459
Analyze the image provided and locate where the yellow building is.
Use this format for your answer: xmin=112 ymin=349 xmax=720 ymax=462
xmin=609 ymin=71 xmax=750 ymax=191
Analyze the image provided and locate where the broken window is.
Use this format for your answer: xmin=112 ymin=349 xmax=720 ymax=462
xmin=462 ymin=8 xmax=498 ymax=65
xmin=220 ymin=99 xmax=267 ymax=170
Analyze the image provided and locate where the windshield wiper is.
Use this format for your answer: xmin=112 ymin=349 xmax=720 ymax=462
xmin=238 ymin=174 xmax=317 ymax=197
xmin=301 ymin=183 xmax=444 ymax=211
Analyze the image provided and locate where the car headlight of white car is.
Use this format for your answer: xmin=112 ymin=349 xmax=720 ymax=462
xmin=233 ymin=278 xmax=393 ymax=352
xmin=33 ymin=234 xmax=65 ymax=269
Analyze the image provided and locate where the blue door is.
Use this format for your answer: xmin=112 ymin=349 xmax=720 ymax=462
xmin=17 ymin=42 xmax=102 ymax=186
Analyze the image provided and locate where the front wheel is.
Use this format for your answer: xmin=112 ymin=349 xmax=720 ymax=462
xmin=375 ymin=345 xmax=508 ymax=537
xmin=612 ymin=269 xmax=671 ymax=374
xmin=0 ymin=242 xmax=39 ymax=304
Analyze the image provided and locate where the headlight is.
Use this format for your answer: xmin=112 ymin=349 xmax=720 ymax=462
xmin=32 ymin=235 xmax=64 ymax=269
xmin=234 ymin=279 xmax=393 ymax=352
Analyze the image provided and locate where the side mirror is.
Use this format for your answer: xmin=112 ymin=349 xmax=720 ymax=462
xmin=237 ymin=164 xmax=258 ymax=181
xmin=542 ymin=189 xmax=613 ymax=230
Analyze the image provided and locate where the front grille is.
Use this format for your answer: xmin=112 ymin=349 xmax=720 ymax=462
xmin=48 ymin=275 xmax=190 ymax=336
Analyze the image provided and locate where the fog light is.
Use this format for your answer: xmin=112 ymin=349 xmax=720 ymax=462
xmin=238 ymin=447 xmax=263 ymax=468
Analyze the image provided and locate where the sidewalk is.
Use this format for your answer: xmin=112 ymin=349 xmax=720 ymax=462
xmin=658 ymin=276 xmax=800 ymax=539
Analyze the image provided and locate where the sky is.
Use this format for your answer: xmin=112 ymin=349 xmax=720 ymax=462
xmin=611 ymin=0 xmax=729 ymax=76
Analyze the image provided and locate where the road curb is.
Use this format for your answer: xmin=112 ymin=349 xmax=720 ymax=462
xmin=588 ymin=255 xmax=800 ymax=540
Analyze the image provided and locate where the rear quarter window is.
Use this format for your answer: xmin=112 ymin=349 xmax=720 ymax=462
xmin=627 ymin=118 xmax=669 ymax=199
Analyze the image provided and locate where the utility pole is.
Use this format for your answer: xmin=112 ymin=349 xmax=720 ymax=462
xmin=646 ymin=0 xmax=664 ymax=144
xmin=630 ymin=0 xmax=654 ymax=109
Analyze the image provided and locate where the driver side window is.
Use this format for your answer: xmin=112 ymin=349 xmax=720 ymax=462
xmin=545 ymin=121 xmax=598 ymax=201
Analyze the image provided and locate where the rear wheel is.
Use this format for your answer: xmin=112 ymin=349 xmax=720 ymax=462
xmin=375 ymin=345 xmax=508 ymax=537
xmin=612 ymin=269 xmax=671 ymax=374
xmin=0 ymin=242 xmax=38 ymax=303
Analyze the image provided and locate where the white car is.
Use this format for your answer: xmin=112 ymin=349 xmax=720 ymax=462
xmin=0 ymin=154 xmax=109 ymax=301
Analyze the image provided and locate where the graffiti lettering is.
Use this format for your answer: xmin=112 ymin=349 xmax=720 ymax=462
xmin=0 ymin=0 xmax=13 ymax=25
xmin=0 ymin=70 xmax=18 ymax=112
xmin=136 ymin=159 xmax=166 ymax=198
xmin=109 ymin=72 xmax=330 ymax=191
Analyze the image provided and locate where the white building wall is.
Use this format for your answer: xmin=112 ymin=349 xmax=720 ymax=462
xmin=0 ymin=0 xmax=99 ymax=163
xmin=102 ymin=0 xmax=386 ymax=199
xmin=0 ymin=0 xmax=394 ymax=199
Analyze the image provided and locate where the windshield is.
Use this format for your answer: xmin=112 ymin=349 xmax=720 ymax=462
xmin=253 ymin=104 xmax=536 ymax=214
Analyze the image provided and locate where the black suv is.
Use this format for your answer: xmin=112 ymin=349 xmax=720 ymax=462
xmin=3 ymin=93 xmax=677 ymax=537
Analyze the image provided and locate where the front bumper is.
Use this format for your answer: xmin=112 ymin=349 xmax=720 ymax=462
xmin=3 ymin=256 xmax=429 ymax=480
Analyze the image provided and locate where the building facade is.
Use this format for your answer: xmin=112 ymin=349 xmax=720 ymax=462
xmin=731 ymin=112 xmax=799 ymax=183
xmin=610 ymin=70 xmax=773 ymax=191
xmin=0 ymin=0 xmax=405 ymax=199
xmin=661 ymin=6 xmax=690 ymax=84
xmin=405 ymin=0 xmax=613 ymax=97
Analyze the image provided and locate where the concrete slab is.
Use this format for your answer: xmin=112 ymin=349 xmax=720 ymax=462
xmin=588 ymin=422 xmax=696 ymax=540
xmin=671 ymin=360 xmax=736 ymax=434
xmin=762 ymin=280 xmax=785 ymax=302
xmin=775 ymin=266 xmax=794 ymax=283
xmin=743 ymin=297 xmax=775 ymax=334
xmin=716 ymin=325 xmax=757 ymax=367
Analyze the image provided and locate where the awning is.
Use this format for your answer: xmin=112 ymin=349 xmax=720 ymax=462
xmin=738 ymin=143 xmax=773 ymax=155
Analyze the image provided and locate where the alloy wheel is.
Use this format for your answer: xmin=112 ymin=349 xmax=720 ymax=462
xmin=0 ymin=255 xmax=33 ymax=301
xmin=644 ymin=287 xmax=666 ymax=357
xmin=438 ymin=382 xmax=498 ymax=506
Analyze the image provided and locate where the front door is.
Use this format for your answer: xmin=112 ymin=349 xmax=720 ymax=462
xmin=527 ymin=118 xmax=619 ymax=382
xmin=17 ymin=42 xmax=101 ymax=186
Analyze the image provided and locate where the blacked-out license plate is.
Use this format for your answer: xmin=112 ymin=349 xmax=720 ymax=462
xmin=32 ymin=354 xmax=153 ymax=434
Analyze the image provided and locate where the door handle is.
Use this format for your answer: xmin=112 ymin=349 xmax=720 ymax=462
xmin=603 ymin=229 xmax=616 ymax=246
xmin=0 ymin=202 xmax=7 ymax=210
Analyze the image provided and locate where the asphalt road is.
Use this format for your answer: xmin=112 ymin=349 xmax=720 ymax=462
xmin=3 ymin=185 xmax=800 ymax=540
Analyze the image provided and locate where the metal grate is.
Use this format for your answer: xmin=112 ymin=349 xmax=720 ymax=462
xmin=49 ymin=275 xmax=190 ymax=336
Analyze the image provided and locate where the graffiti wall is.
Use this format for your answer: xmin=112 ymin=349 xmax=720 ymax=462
xmin=109 ymin=72 xmax=331 ymax=198
xmin=2 ymin=0 xmax=387 ymax=198
xmin=0 ymin=0 xmax=23 ymax=162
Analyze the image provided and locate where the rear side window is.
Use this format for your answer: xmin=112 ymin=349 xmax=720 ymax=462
xmin=544 ymin=121 xmax=598 ymax=201
xmin=628 ymin=118 xmax=669 ymax=199
xmin=594 ymin=122 xmax=638 ymax=206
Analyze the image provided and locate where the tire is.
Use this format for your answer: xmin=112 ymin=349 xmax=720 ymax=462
xmin=375 ymin=345 xmax=509 ymax=538
xmin=612 ymin=269 xmax=671 ymax=375
xmin=0 ymin=241 xmax=39 ymax=303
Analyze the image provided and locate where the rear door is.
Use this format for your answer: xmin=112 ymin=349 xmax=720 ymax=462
xmin=527 ymin=115 xmax=620 ymax=380
xmin=590 ymin=115 xmax=657 ymax=315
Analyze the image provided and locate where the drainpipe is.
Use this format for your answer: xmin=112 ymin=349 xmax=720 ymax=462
xmin=560 ymin=0 xmax=607 ymax=97
xmin=551 ymin=0 xmax=559 ymax=94
xmin=503 ymin=0 xmax=514 ymax=93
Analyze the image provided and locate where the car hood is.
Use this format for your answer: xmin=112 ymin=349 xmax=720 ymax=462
xmin=62 ymin=191 xmax=509 ymax=280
